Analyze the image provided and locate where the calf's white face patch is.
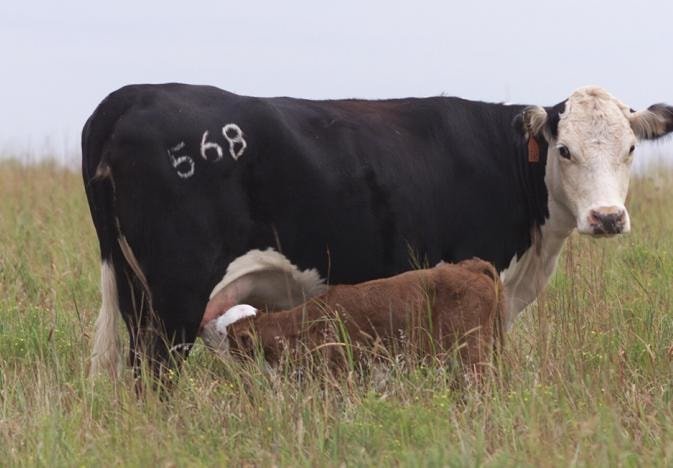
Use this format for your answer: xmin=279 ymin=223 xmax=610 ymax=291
xmin=524 ymin=86 xmax=673 ymax=236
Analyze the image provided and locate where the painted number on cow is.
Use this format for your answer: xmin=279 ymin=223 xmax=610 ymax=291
xmin=222 ymin=124 xmax=247 ymax=160
xmin=200 ymin=131 xmax=224 ymax=162
xmin=167 ymin=142 xmax=195 ymax=179
xmin=168 ymin=123 xmax=247 ymax=179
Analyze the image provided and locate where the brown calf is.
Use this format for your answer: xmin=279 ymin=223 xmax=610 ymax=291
xmin=201 ymin=258 xmax=504 ymax=375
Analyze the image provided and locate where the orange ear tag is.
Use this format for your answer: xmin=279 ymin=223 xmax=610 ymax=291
xmin=527 ymin=136 xmax=540 ymax=163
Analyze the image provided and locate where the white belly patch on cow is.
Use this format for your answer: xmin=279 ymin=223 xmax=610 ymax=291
xmin=199 ymin=248 xmax=327 ymax=332
xmin=167 ymin=123 xmax=247 ymax=179
xmin=210 ymin=248 xmax=327 ymax=308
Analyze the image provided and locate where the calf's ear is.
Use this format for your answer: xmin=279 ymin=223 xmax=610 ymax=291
xmin=630 ymin=104 xmax=673 ymax=140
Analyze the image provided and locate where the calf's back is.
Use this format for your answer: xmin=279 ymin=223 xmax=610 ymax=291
xmin=224 ymin=259 xmax=504 ymax=372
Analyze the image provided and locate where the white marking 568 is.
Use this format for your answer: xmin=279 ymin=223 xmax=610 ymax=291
xmin=168 ymin=122 xmax=247 ymax=178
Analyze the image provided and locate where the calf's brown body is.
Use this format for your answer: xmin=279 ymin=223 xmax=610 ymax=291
xmin=209 ymin=259 xmax=504 ymax=374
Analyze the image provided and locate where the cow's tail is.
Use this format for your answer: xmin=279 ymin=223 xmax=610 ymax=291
xmin=81 ymin=91 xmax=136 ymax=378
xmin=86 ymin=170 xmax=125 ymax=377
xmin=90 ymin=260 xmax=122 ymax=377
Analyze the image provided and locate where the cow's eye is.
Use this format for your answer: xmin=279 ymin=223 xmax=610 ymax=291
xmin=629 ymin=145 xmax=636 ymax=154
xmin=558 ymin=145 xmax=571 ymax=160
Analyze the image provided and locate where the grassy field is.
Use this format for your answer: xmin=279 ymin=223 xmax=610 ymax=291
xmin=0 ymin=160 xmax=672 ymax=467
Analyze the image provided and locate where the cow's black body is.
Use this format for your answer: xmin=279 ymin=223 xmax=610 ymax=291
xmin=82 ymin=83 xmax=550 ymax=374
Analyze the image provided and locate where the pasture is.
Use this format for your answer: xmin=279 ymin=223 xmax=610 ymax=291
xmin=0 ymin=159 xmax=672 ymax=466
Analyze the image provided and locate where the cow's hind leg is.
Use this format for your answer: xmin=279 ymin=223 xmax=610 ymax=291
xmin=112 ymin=254 xmax=198 ymax=394
xmin=127 ymin=323 xmax=195 ymax=395
xmin=88 ymin=255 xmax=188 ymax=392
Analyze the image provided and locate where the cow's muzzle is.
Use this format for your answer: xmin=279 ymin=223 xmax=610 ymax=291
xmin=587 ymin=206 xmax=627 ymax=235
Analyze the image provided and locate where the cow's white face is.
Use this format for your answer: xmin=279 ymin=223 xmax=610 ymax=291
xmin=547 ymin=87 xmax=635 ymax=235
xmin=522 ymin=86 xmax=673 ymax=236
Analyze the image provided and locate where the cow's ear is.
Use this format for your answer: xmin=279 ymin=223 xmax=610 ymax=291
xmin=630 ymin=104 xmax=673 ymax=140
xmin=514 ymin=106 xmax=549 ymax=141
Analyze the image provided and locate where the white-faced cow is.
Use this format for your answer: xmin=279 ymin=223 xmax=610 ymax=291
xmin=81 ymin=84 xmax=673 ymax=381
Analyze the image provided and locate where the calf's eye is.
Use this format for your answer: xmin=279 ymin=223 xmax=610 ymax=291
xmin=558 ymin=145 xmax=571 ymax=160
xmin=629 ymin=145 xmax=635 ymax=154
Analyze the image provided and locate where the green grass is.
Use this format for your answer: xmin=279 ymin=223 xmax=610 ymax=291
xmin=1 ymin=159 xmax=672 ymax=466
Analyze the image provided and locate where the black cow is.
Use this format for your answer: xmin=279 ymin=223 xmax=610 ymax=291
xmin=82 ymin=83 xmax=672 ymax=381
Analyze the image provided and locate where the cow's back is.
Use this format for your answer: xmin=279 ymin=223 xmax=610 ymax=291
xmin=87 ymin=85 xmax=460 ymax=291
xmin=85 ymin=84 xmax=534 ymax=288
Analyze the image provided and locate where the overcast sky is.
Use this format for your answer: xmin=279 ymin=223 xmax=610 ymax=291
xmin=1 ymin=0 xmax=672 ymax=164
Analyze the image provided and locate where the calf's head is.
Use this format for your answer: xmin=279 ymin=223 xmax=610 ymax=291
xmin=201 ymin=304 xmax=258 ymax=355
xmin=520 ymin=86 xmax=673 ymax=236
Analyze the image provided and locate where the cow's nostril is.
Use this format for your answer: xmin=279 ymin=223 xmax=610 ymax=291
xmin=603 ymin=215 xmax=619 ymax=233
xmin=589 ymin=210 xmax=602 ymax=225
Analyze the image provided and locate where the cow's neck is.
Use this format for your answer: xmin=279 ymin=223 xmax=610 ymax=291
xmin=500 ymin=195 xmax=574 ymax=327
